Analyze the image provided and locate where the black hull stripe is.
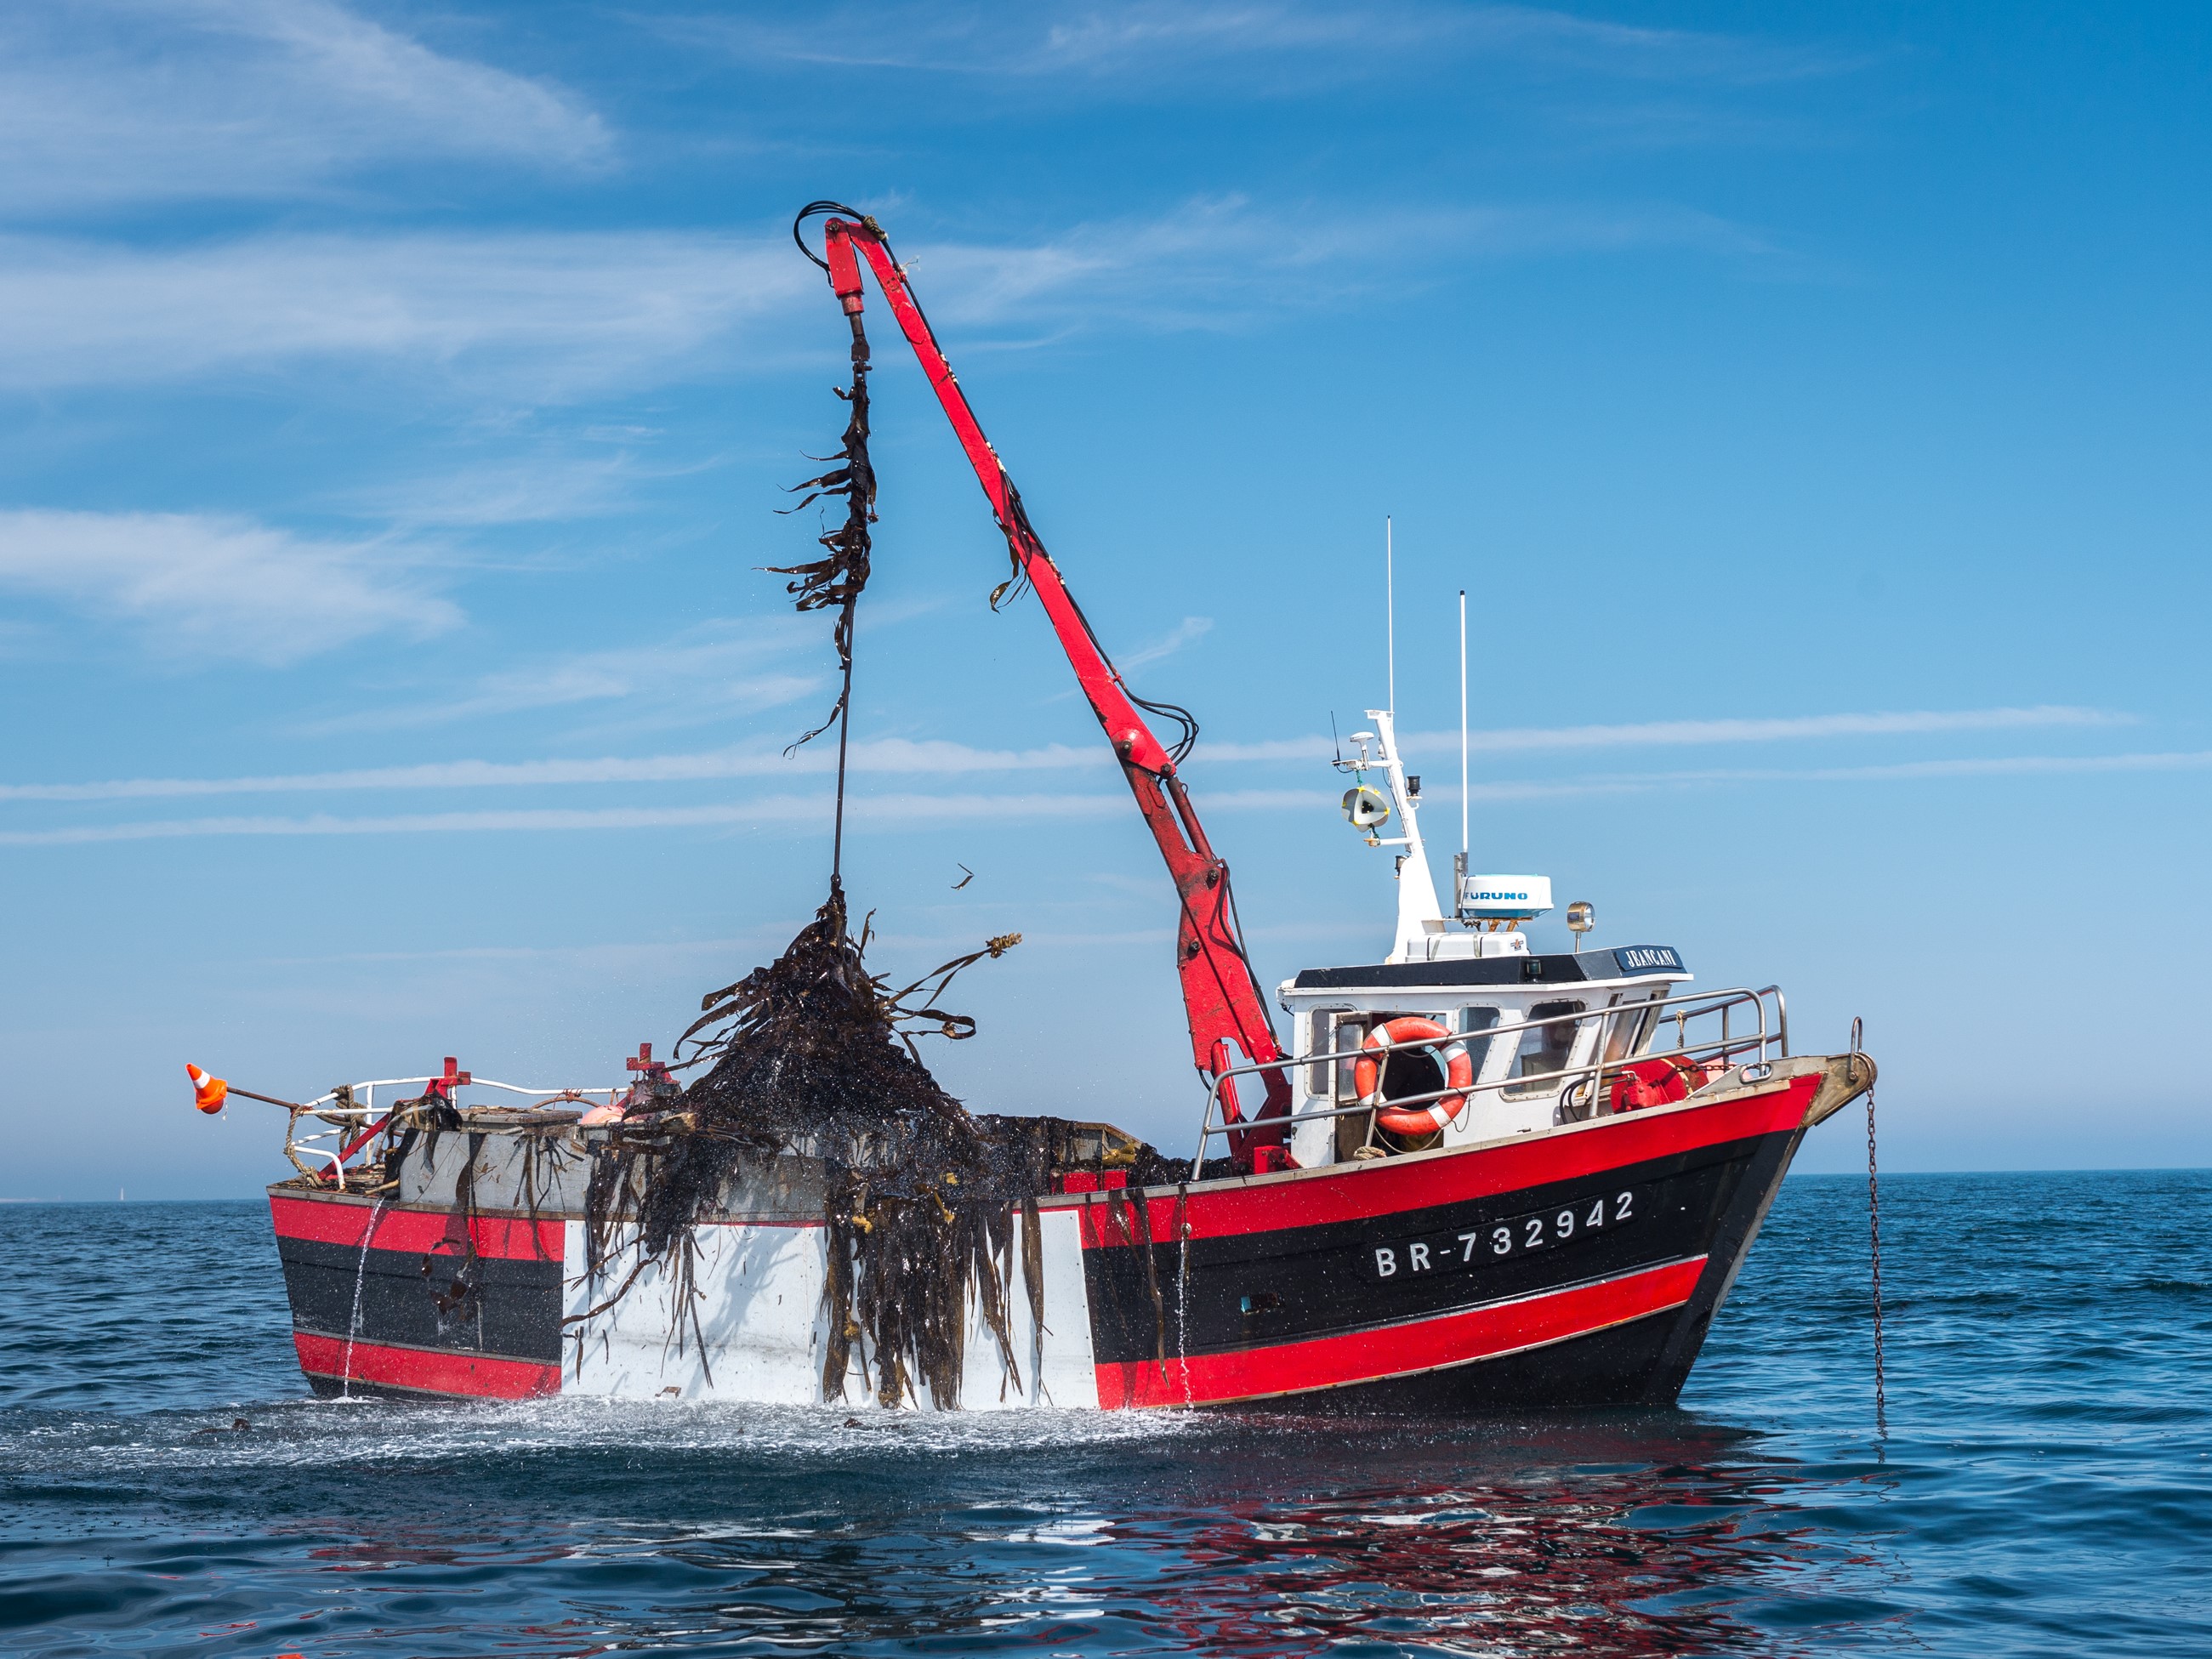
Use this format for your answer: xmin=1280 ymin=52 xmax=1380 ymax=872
xmin=277 ymin=1238 xmax=564 ymax=1364
xmin=1083 ymin=1132 xmax=1780 ymax=1364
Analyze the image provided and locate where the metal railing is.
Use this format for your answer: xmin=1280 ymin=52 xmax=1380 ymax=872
xmin=1195 ymin=985 xmax=1788 ymax=1166
xmin=282 ymin=1075 xmax=620 ymax=1190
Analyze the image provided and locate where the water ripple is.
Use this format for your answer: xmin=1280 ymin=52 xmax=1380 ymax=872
xmin=3 ymin=1173 xmax=2210 ymax=1654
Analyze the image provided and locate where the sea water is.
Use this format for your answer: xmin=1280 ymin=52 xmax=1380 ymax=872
xmin=2 ymin=1171 xmax=2208 ymax=1656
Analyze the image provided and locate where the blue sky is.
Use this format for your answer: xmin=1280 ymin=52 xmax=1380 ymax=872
xmin=2 ymin=0 xmax=2207 ymax=1197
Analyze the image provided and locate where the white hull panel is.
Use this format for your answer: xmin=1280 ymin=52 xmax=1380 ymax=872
xmin=560 ymin=1212 xmax=1099 ymax=1410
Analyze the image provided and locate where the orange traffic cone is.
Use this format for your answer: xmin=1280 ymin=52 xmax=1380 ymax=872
xmin=186 ymin=1063 xmax=228 ymax=1115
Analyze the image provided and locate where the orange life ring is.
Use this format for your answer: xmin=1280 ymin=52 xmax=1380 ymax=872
xmin=1354 ymin=1016 xmax=1475 ymax=1136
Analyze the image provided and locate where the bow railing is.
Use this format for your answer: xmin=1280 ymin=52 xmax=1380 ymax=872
xmin=281 ymin=1075 xmax=621 ymax=1190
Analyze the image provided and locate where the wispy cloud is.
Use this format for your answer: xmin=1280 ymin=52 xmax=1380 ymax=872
xmin=350 ymin=450 xmax=662 ymax=530
xmin=0 ymin=509 xmax=458 ymax=664
xmin=1118 ymin=615 xmax=1214 ymax=668
xmin=1201 ymin=705 xmax=2132 ymax=762
xmin=0 ymin=0 xmax=609 ymax=215
xmin=0 ymin=230 xmax=806 ymax=398
xmin=894 ymin=196 xmax=1769 ymax=338
xmin=1049 ymin=612 xmax=1215 ymax=701
xmin=0 ymin=705 xmax=2135 ymax=800
xmin=1435 ymin=706 xmax=2135 ymax=752
xmin=1694 ymin=752 xmax=2212 ymax=786
xmin=0 ymin=193 xmax=1762 ymax=397
xmin=680 ymin=1 xmax=1840 ymax=93
xmin=0 ymin=737 xmax=1104 ymax=804
xmin=9 ymin=747 xmax=2204 ymax=846
xmin=1210 ymin=747 xmax=2212 ymax=807
xmin=300 ymin=616 xmax=829 ymax=735
xmin=0 ymin=791 xmax=1128 ymax=846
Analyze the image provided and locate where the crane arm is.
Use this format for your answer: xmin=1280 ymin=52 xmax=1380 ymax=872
xmin=799 ymin=206 xmax=1290 ymax=1151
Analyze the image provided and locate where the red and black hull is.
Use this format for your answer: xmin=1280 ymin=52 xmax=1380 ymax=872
xmin=1076 ymin=1068 xmax=1825 ymax=1410
xmin=271 ymin=1197 xmax=566 ymax=1400
xmin=266 ymin=1060 xmax=1860 ymax=1410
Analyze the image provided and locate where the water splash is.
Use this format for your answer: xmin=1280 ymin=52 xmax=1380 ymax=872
xmin=1175 ymin=1188 xmax=1195 ymax=1407
xmin=338 ymin=1194 xmax=388 ymax=1400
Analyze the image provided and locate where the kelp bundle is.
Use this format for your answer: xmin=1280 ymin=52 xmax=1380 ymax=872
xmin=599 ymin=891 xmax=1037 ymax=1406
xmin=577 ymin=888 xmax=1184 ymax=1407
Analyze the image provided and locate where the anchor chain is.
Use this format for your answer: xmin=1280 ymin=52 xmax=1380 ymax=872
xmin=1854 ymin=1015 xmax=1886 ymax=1428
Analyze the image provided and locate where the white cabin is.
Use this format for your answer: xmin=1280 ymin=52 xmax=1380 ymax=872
xmin=1277 ymin=949 xmax=1695 ymax=1164
xmin=1264 ymin=707 xmax=1710 ymax=1167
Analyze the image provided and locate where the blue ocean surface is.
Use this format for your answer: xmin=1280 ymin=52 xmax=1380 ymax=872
xmin=2 ymin=1170 xmax=2208 ymax=1656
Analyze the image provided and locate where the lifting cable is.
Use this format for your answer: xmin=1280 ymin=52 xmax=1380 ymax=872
xmin=775 ymin=205 xmax=879 ymax=903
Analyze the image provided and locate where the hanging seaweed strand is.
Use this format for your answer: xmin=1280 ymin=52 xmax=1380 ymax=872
xmin=771 ymin=291 xmax=876 ymax=897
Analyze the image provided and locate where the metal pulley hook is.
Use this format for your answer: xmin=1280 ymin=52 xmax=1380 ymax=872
xmin=792 ymin=200 xmax=868 ymax=269
xmin=793 ymin=201 xmax=893 ymax=270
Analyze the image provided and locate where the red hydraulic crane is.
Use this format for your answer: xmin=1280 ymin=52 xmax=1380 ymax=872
xmin=795 ymin=203 xmax=1292 ymax=1157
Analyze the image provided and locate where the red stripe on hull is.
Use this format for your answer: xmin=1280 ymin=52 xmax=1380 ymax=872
xmin=1079 ymin=1079 xmax=1817 ymax=1247
xmin=270 ymin=1194 xmax=564 ymax=1262
xmin=1097 ymin=1256 xmax=1707 ymax=1407
xmin=293 ymin=1332 xmax=561 ymax=1400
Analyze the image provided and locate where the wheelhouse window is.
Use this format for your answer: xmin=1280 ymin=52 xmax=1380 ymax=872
xmin=1457 ymin=1006 xmax=1503 ymax=1082
xmin=1307 ymin=1008 xmax=1350 ymax=1095
xmin=1503 ymin=1001 xmax=1586 ymax=1098
xmin=1601 ymin=994 xmax=1658 ymax=1066
xmin=1329 ymin=1014 xmax=1369 ymax=1104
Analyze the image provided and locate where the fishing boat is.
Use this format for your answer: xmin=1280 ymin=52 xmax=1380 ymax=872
xmin=209 ymin=205 xmax=1873 ymax=1411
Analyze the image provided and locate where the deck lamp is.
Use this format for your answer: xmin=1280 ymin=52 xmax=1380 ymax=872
xmin=1567 ymin=901 xmax=1595 ymax=951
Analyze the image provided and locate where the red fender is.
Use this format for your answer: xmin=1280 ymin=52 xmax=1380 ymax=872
xmin=1609 ymin=1055 xmax=1709 ymax=1113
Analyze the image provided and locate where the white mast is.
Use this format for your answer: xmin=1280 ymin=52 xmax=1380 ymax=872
xmin=1459 ymin=588 xmax=1468 ymax=859
xmin=1458 ymin=588 xmax=1469 ymax=923
xmin=1385 ymin=515 xmax=1396 ymax=714
xmin=1371 ymin=707 xmax=1444 ymax=962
